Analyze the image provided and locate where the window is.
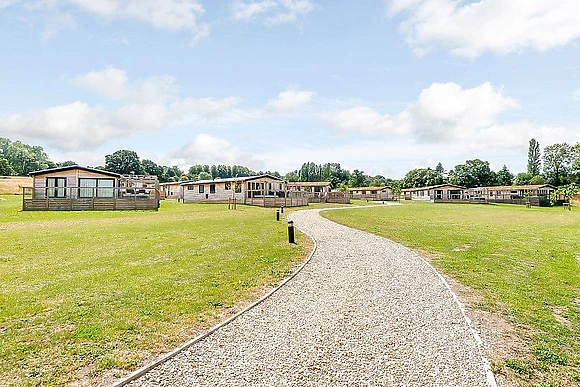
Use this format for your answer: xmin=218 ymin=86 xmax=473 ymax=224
xmin=210 ymin=184 xmax=216 ymax=194
xmin=225 ymin=182 xmax=232 ymax=190
xmin=47 ymin=177 xmax=66 ymax=198
xmin=79 ymin=178 xmax=115 ymax=198
xmin=199 ymin=185 xmax=204 ymax=193
xmin=235 ymin=182 xmax=242 ymax=193
xmin=187 ymin=185 xmax=193 ymax=190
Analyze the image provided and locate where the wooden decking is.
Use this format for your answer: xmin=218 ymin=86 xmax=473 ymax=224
xmin=23 ymin=197 xmax=159 ymax=211
xmin=22 ymin=186 xmax=160 ymax=211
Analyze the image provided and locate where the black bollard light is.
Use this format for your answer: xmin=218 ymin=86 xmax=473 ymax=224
xmin=276 ymin=210 xmax=280 ymax=221
xmin=280 ymin=205 xmax=284 ymax=213
xmin=287 ymin=220 xmax=295 ymax=244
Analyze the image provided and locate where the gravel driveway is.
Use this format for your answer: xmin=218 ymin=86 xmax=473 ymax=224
xmin=123 ymin=207 xmax=494 ymax=387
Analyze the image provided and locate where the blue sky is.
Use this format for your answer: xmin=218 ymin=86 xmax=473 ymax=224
xmin=1 ymin=0 xmax=579 ymax=178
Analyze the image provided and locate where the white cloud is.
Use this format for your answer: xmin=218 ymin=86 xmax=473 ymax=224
xmin=321 ymin=106 xmax=413 ymax=136
xmin=478 ymin=121 xmax=580 ymax=150
xmin=40 ymin=11 xmax=78 ymax=42
xmin=0 ymin=68 xmax=243 ymax=151
xmin=267 ymin=89 xmax=314 ymax=112
xmin=322 ymin=82 xmax=516 ymax=140
xmin=232 ymin=0 xmax=276 ymax=21
xmin=231 ymin=0 xmax=314 ymax=25
xmin=0 ymin=0 xmax=20 ymax=10
xmin=172 ymin=133 xmax=264 ymax=169
xmin=386 ymin=0 xmax=580 ymax=57
xmin=22 ymin=0 xmax=210 ymax=44
xmin=411 ymin=82 xmax=518 ymax=142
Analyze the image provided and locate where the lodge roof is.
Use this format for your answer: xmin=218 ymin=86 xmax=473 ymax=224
xmin=348 ymin=186 xmax=392 ymax=192
xmin=179 ymin=174 xmax=284 ymax=186
xmin=401 ymin=184 xmax=466 ymax=192
xmin=29 ymin=165 xmax=122 ymax=178
xmin=468 ymin=184 xmax=557 ymax=191
xmin=287 ymin=181 xmax=332 ymax=187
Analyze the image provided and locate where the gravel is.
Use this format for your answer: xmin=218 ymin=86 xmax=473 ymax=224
xmin=124 ymin=207 xmax=492 ymax=387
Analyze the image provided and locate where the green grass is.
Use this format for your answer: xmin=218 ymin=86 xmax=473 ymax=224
xmin=322 ymin=202 xmax=580 ymax=386
xmin=0 ymin=195 xmax=308 ymax=386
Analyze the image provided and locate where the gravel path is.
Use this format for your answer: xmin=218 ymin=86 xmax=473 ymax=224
xmin=124 ymin=207 xmax=493 ymax=387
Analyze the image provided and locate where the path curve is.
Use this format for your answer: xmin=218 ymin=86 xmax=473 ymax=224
xmin=124 ymin=207 xmax=494 ymax=387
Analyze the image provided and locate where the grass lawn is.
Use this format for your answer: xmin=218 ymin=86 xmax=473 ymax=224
xmin=323 ymin=202 xmax=580 ymax=387
xmin=0 ymin=195 xmax=308 ymax=386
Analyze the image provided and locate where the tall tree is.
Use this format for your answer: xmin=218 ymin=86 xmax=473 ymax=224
xmin=543 ymin=143 xmax=575 ymax=186
xmin=527 ymin=138 xmax=541 ymax=176
xmin=496 ymin=165 xmax=514 ymax=186
xmin=448 ymin=159 xmax=497 ymax=188
xmin=0 ymin=156 xmax=15 ymax=176
xmin=401 ymin=168 xmax=444 ymax=188
xmin=348 ymin=169 xmax=366 ymax=187
xmin=104 ymin=149 xmax=143 ymax=175
xmin=0 ymin=138 xmax=51 ymax=175
xmin=141 ymin=159 xmax=164 ymax=178
xmin=514 ymin=172 xmax=532 ymax=186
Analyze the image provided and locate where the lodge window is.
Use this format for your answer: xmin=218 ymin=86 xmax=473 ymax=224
xmin=187 ymin=185 xmax=193 ymax=190
xmin=225 ymin=182 xmax=232 ymax=190
xmin=210 ymin=184 xmax=216 ymax=194
xmin=199 ymin=185 xmax=204 ymax=193
xmin=47 ymin=177 xmax=67 ymax=198
xmin=234 ymin=182 xmax=242 ymax=193
xmin=79 ymin=178 xmax=114 ymax=198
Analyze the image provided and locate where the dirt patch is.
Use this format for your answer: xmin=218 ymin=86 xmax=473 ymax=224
xmin=437 ymin=271 xmax=531 ymax=387
xmin=552 ymin=306 xmax=573 ymax=329
xmin=452 ymin=241 xmax=477 ymax=252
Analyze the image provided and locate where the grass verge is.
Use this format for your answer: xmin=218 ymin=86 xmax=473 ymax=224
xmin=0 ymin=196 xmax=308 ymax=386
xmin=322 ymin=202 xmax=580 ymax=387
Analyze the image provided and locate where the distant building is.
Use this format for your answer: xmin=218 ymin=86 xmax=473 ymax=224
xmin=348 ymin=186 xmax=393 ymax=201
xmin=180 ymin=174 xmax=308 ymax=207
xmin=23 ymin=165 xmax=159 ymax=211
xmin=401 ymin=184 xmax=466 ymax=202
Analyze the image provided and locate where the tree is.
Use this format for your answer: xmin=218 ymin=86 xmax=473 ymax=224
xmin=514 ymin=173 xmax=532 ymax=185
xmin=543 ymin=143 xmax=576 ymax=186
xmin=448 ymin=159 xmax=497 ymax=188
xmin=348 ymin=169 xmax=366 ymax=187
xmin=401 ymin=168 xmax=444 ymax=188
xmin=284 ymin=171 xmax=299 ymax=182
xmin=529 ymin=175 xmax=546 ymax=185
xmin=0 ymin=138 xmax=51 ymax=175
xmin=141 ymin=159 xmax=164 ymax=177
xmin=56 ymin=160 xmax=77 ymax=167
xmin=198 ymin=171 xmax=212 ymax=180
xmin=550 ymin=183 xmax=580 ymax=209
xmin=496 ymin=165 xmax=514 ymax=186
xmin=527 ymin=138 xmax=541 ymax=176
xmin=0 ymin=156 xmax=15 ymax=176
xmin=104 ymin=149 xmax=143 ymax=175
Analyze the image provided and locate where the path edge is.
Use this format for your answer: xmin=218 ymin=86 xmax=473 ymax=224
xmin=110 ymin=215 xmax=318 ymax=387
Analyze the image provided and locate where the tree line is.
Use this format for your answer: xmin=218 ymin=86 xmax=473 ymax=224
xmin=2 ymin=136 xmax=580 ymax=188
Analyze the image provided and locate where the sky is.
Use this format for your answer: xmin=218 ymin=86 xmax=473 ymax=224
xmin=0 ymin=0 xmax=579 ymax=179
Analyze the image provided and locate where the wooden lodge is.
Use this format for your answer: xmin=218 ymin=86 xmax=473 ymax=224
xmin=467 ymin=184 xmax=556 ymax=206
xmin=402 ymin=184 xmax=468 ymax=202
xmin=159 ymin=181 xmax=182 ymax=200
xmin=22 ymin=165 xmax=160 ymax=211
xmin=180 ymin=174 xmax=308 ymax=207
xmin=286 ymin=181 xmax=350 ymax=203
xmin=349 ymin=186 xmax=393 ymax=201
